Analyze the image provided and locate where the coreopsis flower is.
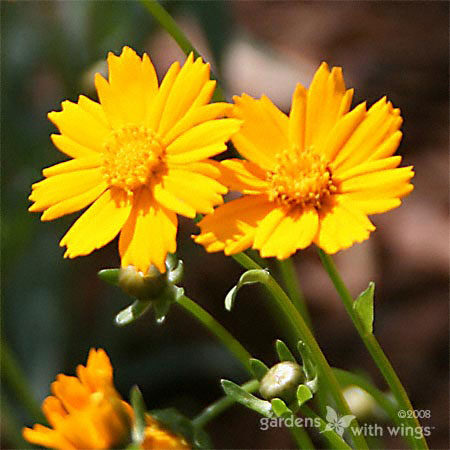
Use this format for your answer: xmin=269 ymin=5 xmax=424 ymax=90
xmin=23 ymin=348 xmax=190 ymax=450
xmin=195 ymin=63 xmax=414 ymax=258
xmin=29 ymin=47 xmax=240 ymax=273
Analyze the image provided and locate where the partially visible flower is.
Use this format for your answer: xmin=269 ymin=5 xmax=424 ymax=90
xmin=23 ymin=348 xmax=190 ymax=450
xmin=29 ymin=46 xmax=240 ymax=273
xmin=194 ymin=63 xmax=414 ymax=258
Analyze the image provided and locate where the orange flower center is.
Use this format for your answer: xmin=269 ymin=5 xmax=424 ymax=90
xmin=101 ymin=125 xmax=165 ymax=194
xmin=266 ymin=147 xmax=336 ymax=209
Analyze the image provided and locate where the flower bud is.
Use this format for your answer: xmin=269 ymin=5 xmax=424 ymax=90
xmin=118 ymin=265 xmax=166 ymax=300
xmin=259 ymin=362 xmax=304 ymax=403
xmin=343 ymin=385 xmax=377 ymax=419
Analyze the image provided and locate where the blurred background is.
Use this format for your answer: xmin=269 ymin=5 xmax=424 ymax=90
xmin=1 ymin=1 xmax=448 ymax=449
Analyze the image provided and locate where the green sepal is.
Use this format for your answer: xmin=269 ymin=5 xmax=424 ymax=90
xmin=270 ymin=398 xmax=292 ymax=417
xmin=130 ymin=386 xmax=146 ymax=445
xmin=115 ymin=300 xmax=152 ymax=327
xmin=225 ymin=269 xmax=270 ymax=311
xmin=297 ymin=341 xmax=317 ymax=382
xmin=221 ymin=379 xmax=273 ymax=417
xmin=296 ymin=384 xmax=313 ymax=407
xmin=150 ymin=408 xmax=212 ymax=449
xmin=353 ymin=282 xmax=375 ymax=334
xmin=249 ymin=358 xmax=269 ymax=380
xmin=167 ymin=260 xmax=183 ymax=284
xmin=97 ymin=268 xmax=120 ymax=285
xmin=275 ymin=339 xmax=296 ymax=362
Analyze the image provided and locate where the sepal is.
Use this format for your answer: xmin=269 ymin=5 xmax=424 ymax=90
xmin=353 ymin=282 xmax=375 ymax=334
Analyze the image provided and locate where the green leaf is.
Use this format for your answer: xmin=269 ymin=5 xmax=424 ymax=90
xmin=97 ymin=268 xmax=120 ymax=285
xmin=225 ymin=269 xmax=270 ymax=311
xmin=249 ymin=358 xmax=269 ymax=380
xmin=151 ymin=408 xmax=212 ymax=449
xmin=130 ymin=386 xmax=146 ymax=444
xmin=275 ymin=339 xmax=296 ymax=362
xmin=115 ymin=300 xmax=152 ymax=327
xmin=297 ymin=341 xmax=317 ymax=382
xmin=270 ymin=398 xmax=292 ymax=417
xmin=296 ymin=385 xmax=313 ymax=407
xmin=353 ymin=282 xmax=375 ymax=334
xmin=221 ymin=379 xmax=273 ymax=417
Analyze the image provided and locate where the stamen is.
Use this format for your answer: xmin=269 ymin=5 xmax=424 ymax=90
xmin=101 ymin=125 xmax=165 ymax=194
xmin=266 ymin=146 xmax=336 ymax=209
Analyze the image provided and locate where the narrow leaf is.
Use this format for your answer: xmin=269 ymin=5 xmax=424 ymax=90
xmin=275 ymin=339 xmax=296 ymax=362
xmin=296 ymin=385 xmax=313 ymax=407
xmin=353 ymin=282 xmax=375 ymax=334
xmin=225 ymin=269 xmax=270 ymax=311
xmin=271 ymin=398 xmax=292 ymax=417
xmin=115 ymin=300 xmax=151 ymax=327
xmin=130 ymin=386 xmax=146 ymax=444
xmin=249 ymin=358 xmax=269 ymax=380
xmin=221 ymin=379 xmax=272 ymax=417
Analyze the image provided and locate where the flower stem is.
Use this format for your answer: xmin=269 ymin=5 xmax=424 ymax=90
xmin=317 ymin=249 xmax=429 ymax=450
xmin=1 ymin=340 xmax=46 ymax=424
xmin=176 ymin=295 xmax=252 ymax=374
xmin=276 ymin=258 xmax=313 ymax=330
xmin=232 ymin=253 xmax=369 ymax=449
xmin=140 ymin=0 xmax=225 ymax=101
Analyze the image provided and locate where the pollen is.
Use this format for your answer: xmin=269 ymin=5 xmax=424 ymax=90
xmin=101 ymin=125 xmax=165 ymax=194
xmin=266 ymin=147 xmax=337 ymax=209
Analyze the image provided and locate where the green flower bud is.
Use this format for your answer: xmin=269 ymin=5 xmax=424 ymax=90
xmin=118 ymin=265 xmax=166 ymax=300
xmin=259 ymin=362 xmax=304 ymax=403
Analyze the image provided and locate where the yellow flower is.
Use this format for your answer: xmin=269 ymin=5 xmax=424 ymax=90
xmin=23 ymin=348 xmax=190 ymax=450
xmin=29 ymin=46 xmax=240 ymax=273
xmin=194 ymin=63 xmax=414 ymax=258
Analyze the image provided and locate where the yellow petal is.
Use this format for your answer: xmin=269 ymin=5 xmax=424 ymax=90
xmin=145 ymin=61 xmax=180 ymax=131
xmin=42 ymin=155 xmax=102 ymax=177
xmin=78 ymin=95 xmax=109 ymax=127
xmin=220 ymin=159 xmax=268 ymax=194
xmin=48 ymin=100 xmax=110 ymax=152
xmin=158 ymin=54 xmax=211 ymax=136
xmin=51 ymin=375 xmax=90 ymax=412
xmin=289 ymin=83 xmax=307 ymax=150
xmin=41 ymin=182 xmax=107 ymax=221
xmin=29 ymin=168 xmax=104 ymax=212
xmin=333 ymin=156 xmax=402 ymax=182
xmin=60 ymin=188 xmax=132 ymax=258
xmin=231 ymin=94 xmax=289 ymax=170
xmin=42 ymin=397 xmax=67 ymax=427
xmin=331 ymin=97 xmax=403 ymax=171
xmin=256 ymin=207 xmax=318 ymax=258
xmin=119 ymin=188 xmax=177 ymax=273
xmin=50 ymin=134 xmax=97 ymax=159
xmin=194 ymin=195 xmax=273 ymax=255
xmin=305 ymin=63 xmax=352 ymax=149
xmin=154 ymin=169 xmax=227 ymax=216
xmin=166 ymin=119 xmax=241 ymax=163
xmin=162 ymin=103 xmax=231 ymax=146
xmin=315 ymin=196 xmax=375 ymax=254
xmin=23 ymin=425 xmax=75 ymax=450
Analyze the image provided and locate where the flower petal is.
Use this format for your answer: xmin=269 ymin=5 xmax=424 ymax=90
xmin=231 ymin=93 xmax=289 ymax=170
xmin=289 ymin=83 xmax=307 ymax=150
xmin=194 ymin=195 xmax=273 ymax=255
xmin=42 ymin=155 xmax=102 ymax=177
xmin=220 ymin=159 xmax=268 ymax=194
xmin=119 ymin=188 xmax=177 ymax=273
xmin=60 ymin=188 xmax=132 ymax=258
xmin=166 ymin=119 xmax=241 ymax=163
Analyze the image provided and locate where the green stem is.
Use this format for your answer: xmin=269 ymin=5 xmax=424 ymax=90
xmin=277 ymin=258 xmax=313 ymax=331
xmin=318 ymin=249 xmax=429 ymax=450
xmin=287 ymin=411 xmax=316 ymax=450
xmin=193 ymin=379 xmax=259 ymax=428
xmin=140 ymin=0 xmax=225 ymax=101
xmin=300 ymin=405 xmax=352 ymax=450
xmin=1 ymin=340 xmax=45 ymax=424
xmin=176 ymin=295 xmax=252 ymax=374
xmin=232 ymin=253 xmax=369 ymax=449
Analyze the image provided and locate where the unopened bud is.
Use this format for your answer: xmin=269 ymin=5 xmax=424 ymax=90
xmin=343 ymin=385 xmax=377 ymax=419
xmin=118 ymin=265 xmax=166 ymax=300
xmin=259 ymin=362 xmax=304 ymax=403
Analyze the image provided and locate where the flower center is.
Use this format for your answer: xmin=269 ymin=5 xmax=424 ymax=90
xmin=101 ymin=125 xmax=165 ymax=194
xmin=266 ymin=147 xmax=336 ymax=209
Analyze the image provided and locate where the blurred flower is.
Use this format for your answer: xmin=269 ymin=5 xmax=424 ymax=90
xmin=23 ymin=348 xmax=190 ymax=450
xmin=29 ymin=46 xmax=240 ymax=273
xmin=195 ymin=62 xmax=414 ymax=258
